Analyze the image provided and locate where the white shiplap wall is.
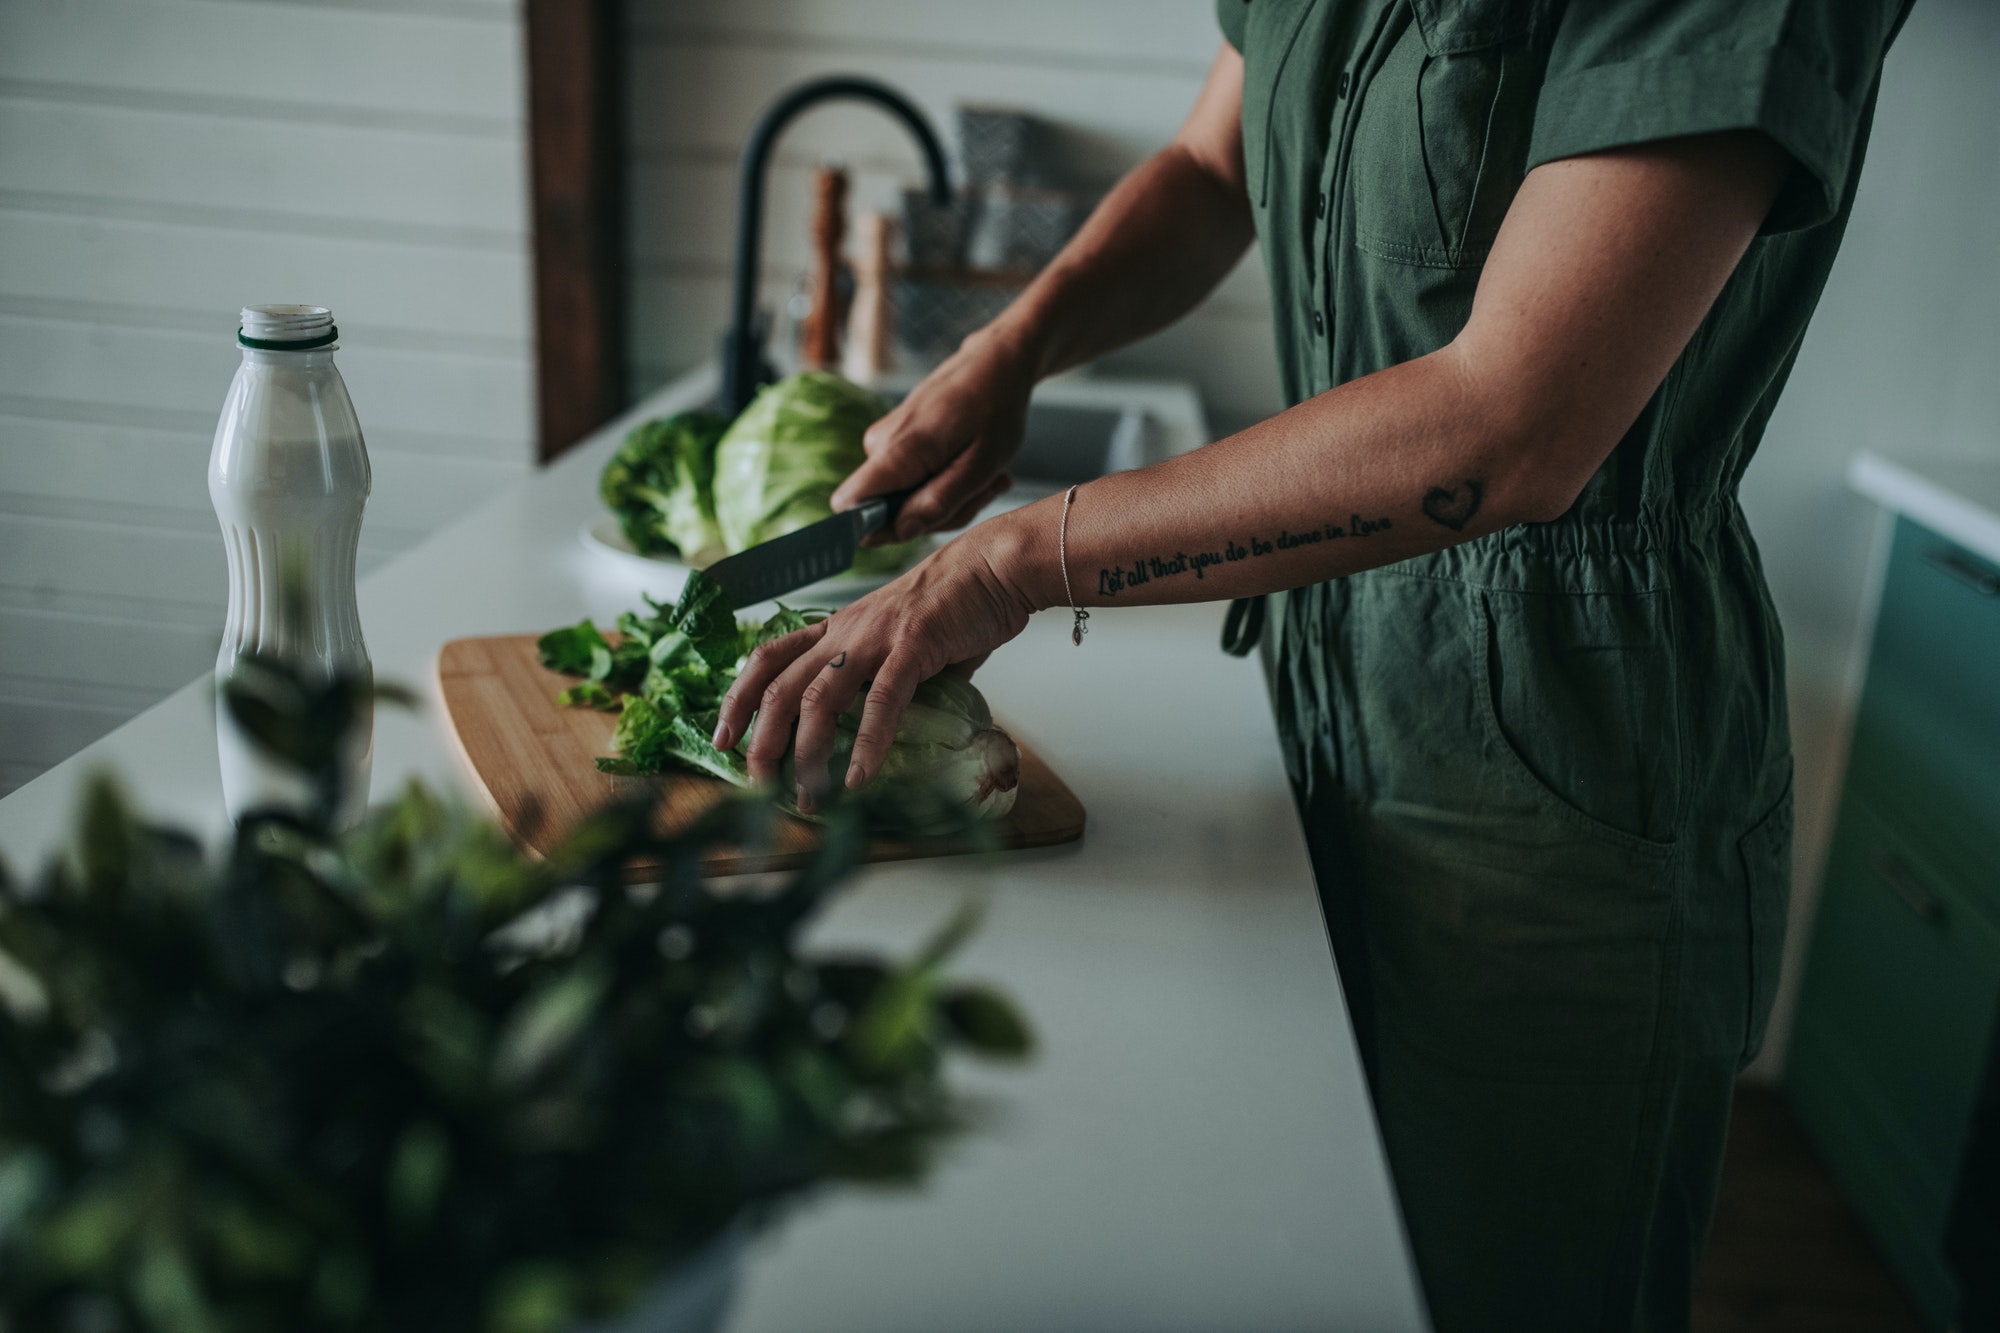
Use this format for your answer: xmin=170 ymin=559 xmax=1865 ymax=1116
xmin=621 ymin=0 xmax=1282 ymax=428
xmin=0 ymin=0 xmax=534 ymax=794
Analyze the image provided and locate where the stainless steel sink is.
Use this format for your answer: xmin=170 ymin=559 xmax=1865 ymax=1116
xmin=849 ymin=368 xmax=1207 ymax=509
xmin=1015 ymin=402 xmax=1153 ymax=484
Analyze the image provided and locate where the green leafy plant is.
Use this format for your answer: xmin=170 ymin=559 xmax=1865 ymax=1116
xmin=537 ymin=576 xmax=1021 ymax=831
xmin=0 ymin=653 xmax=1031 ymax=1333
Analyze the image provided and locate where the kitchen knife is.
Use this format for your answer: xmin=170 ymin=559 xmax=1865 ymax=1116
xmin=699 ymin=489 xmax=915 ymax=611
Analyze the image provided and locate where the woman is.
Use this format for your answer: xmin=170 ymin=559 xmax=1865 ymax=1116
xmin=715 ymin=2 xmax=1912 ymax=1326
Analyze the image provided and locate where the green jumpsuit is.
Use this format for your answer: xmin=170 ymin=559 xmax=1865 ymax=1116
xmin=1214 ymin=1 xmax=1912 ymax=1327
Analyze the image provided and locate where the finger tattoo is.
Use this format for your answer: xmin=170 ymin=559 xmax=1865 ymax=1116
xmin=829 ymin=650 xmax=848 ymax=668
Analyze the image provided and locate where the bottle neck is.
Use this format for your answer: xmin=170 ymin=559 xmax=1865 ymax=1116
xmin=239 ymin=344 xmax=340 ymax=369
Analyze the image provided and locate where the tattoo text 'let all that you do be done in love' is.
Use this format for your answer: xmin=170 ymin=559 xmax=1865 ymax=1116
xmin=1096 ymin=514 xmax=1393 ymax=597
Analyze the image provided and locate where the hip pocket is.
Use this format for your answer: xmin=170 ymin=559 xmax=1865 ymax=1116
xmin=1364 ymin=799 xmax=1680 ymax=1084
xmin=1344 ymin=574 xmax=1679 ymax=1083
xmin=1739 ymin=777 xmax=1794 ymax=1063
xmin=1474 ymin=589 xmax=1682 ymax=854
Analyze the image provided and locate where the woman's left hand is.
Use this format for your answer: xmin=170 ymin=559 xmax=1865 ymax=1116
xmin=713 ymin=508 xmax=1049 ymax=810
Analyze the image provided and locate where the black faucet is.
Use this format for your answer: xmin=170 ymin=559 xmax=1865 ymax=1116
xmin=718 ymin=76 xmax=953 ymax=416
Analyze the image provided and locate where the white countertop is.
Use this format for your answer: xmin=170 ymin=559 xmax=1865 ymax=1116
xmin=1849 ymin=451 xmax=2000 ymax=565
xmin=0 ymin=369 xmax=1427 ymax=1332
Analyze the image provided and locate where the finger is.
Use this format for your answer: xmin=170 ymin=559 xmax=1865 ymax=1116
xmin=844 ymin=653 xmax=926 ymax=791
xmin=860 ymin=407 xmax=907 ymax=460
xmin=833 ymin=452 xmax=932 ymax=514
xmin=866 ymin=469 xmax=1010 ymax=546
xmin=715 ymin=622 xmax=823 ymax=753
xmin=791 ymin=645 xmax=879 ymax=811
xmin=889 ymin=444 xmax=1003 ymax=541
xmin=833 ymin=414 xmax=938 ymax=510
xmin=716 ymin=625 xmax=818 ymax=753
xmin=934 ymin=473 xmax=1015 ymax=533
xmin=743 ymin=644 xmax=833 ymax=788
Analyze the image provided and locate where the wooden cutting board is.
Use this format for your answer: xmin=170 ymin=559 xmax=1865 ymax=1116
xmin=436 ymin=635 xmax=1086 ymax=877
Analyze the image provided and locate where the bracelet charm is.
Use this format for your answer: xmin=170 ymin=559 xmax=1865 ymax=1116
xmin=1059 ymin=485 xmax=1089 ymax=647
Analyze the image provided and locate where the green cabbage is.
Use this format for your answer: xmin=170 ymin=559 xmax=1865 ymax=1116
xmin=711 ymin=371 xmax=918 ymax=575
xmin=599 ymin=410 xmax=729 ymax=564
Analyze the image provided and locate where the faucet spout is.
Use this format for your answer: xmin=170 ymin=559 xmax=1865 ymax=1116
xmin=719 ymin=76 xmax=952 ymax=415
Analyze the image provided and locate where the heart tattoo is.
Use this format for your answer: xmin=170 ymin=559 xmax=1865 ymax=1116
xmin=1421 ymin=479 xmax=1484 ymax=532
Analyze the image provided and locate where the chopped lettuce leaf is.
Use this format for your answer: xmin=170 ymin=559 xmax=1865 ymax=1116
xmin=537 ymin=620 xmax=611 ymax=676
xmin=750 ymin=604 xmax=816 ymax=649
xmin=665 ymin=714 xmax=751 ymax=786
xmin=540 ymin=592 xmax=1017 ymax=829
xmin=555 ymin=681 xmax=620 ymax=712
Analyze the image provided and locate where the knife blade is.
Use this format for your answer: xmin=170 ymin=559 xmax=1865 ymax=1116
xmin=699 ymin=488 xmax=915 ymax=610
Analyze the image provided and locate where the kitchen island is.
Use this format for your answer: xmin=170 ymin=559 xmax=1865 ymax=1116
xmin=0 ymin=370 xmax=1428 ymax=1332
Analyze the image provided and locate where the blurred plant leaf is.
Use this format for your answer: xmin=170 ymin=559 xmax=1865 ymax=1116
xmin=132 ymin=1237 xmax=216 ymax=1333
xmin=387 ymin=1120 xmax=452 ymax=1233
xmin=491 ymin=964 xmax=610 ymax=1092
xmin=0 ymin=648 xmax=1032 ymax=1332
xmin=487 ymin=1262 xmax=574 ymax=1333
xmin=938 ymin=985 xmax=1035 ymax=1058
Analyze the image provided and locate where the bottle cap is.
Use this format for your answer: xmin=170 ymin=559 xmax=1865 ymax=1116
xmin=239 ymin=305 xmax=337 ymax=351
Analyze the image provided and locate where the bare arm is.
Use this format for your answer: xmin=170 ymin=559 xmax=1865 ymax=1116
xmin=1002 ymin=130 xmax=1788 ymax=607
xmin=724 ymin=130 xmax=1787 ymax=806
xmin=827 ymin=44 xmax=1254 ymax=533
xmin=995 ymin=42 xmax=1253 ymax=379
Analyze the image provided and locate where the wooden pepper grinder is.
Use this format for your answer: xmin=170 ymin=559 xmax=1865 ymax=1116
xmin=800 ymin=165 xmax=848 ymax=370
xmin=842 ymin=210 xmax=895 ymax=385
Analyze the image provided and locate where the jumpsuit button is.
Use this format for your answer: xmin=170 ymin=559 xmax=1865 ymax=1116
xmin=1316 ymin=192 xmax=1327 ymax=218
xmin=1338 ymin=69 xmax=1351 ymax=98
xmin=1312 ymin=309 xmax=1326 ymax=337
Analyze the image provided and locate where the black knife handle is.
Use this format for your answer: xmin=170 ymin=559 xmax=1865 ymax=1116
xmin=854 ymin=487 xmax=918 ymax=539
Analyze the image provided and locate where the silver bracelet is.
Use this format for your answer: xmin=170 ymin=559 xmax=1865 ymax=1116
xmin=1059 ymin=484 xmax=1090 ymax=646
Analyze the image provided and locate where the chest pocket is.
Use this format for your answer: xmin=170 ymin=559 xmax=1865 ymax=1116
xmin=1350 ymin=0 xmax=1542 ymax=269
xmin=1239 ymin=0 xmax=1319 ymax=210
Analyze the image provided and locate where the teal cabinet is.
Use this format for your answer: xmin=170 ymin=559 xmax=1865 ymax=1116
xmin=1845 ymin=520 xmax=2000 ymax=875
xmin=1788 ymin=517 xmax=2000 ymax=1330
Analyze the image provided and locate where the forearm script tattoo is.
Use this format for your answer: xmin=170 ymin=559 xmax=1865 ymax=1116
xmin=1096 ymin=513 xmax=1392 ymax=598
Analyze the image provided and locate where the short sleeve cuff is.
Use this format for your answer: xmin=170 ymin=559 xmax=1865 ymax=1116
xmin=1216 ymin=0 xmax=1249 ymax=53
xmin=1527 ymin=44 xmax=1858 ymax=233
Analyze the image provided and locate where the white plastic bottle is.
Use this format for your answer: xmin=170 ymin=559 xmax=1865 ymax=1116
xmin=209 ymin=305 xmax=373 ymax=827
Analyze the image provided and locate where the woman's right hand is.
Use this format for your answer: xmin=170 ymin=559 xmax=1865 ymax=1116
xmin=829 ymin=326 xmax=1041 ymax=543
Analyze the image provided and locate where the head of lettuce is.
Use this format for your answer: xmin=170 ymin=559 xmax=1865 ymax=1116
xmin=712 ymin=371 xmax=920 ymax=575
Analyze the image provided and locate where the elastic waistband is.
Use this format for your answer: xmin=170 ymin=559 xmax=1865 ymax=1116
xmin=1369 ymin=502 xmax=1749 ymax=596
